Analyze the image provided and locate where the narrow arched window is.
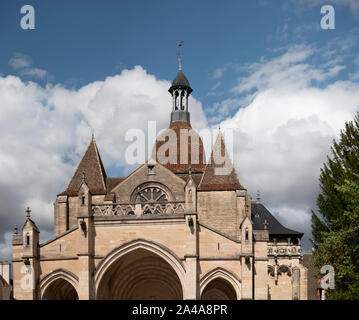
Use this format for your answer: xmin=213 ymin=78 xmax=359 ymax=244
xmin=26 ymin=233 xmax=30 ymax=246
xmin=81 ymin=195 xmax=85 ymax=205
xmin=175 ymin=91 xmax=179 ymax=110
xmin=181 ymin=91 xmax=185 ymax=110
xmin=245 ymin=228 xmax=249 ymax=241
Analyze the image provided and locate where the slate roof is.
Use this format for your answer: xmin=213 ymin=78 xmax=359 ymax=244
xmin=198 ymin=132 xmax=244 ymax=191
xmin=169 ymin=70 xmax=192 ymax=93
xmin=58 ymin=137 xmax=107 ymax=196
xmin=251 ymin=202 xmax=303 ymax=237
xmin=22 ymin=218 xmax=39 ymax=232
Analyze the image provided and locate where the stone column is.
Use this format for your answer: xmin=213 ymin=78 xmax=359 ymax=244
xmin=77 ymin=182 xmax=95 ymax=300
xmin=183 ymin=213 xmax=198 ymax=300
xmin=253 ymin=231 xmax=269 ymax=300
xmin=54 ymin=195 xmax=68 ymax=236
xmin=292 ymin=266 xmax=300 ymax=300
xmin=299 ymin=265 xmax=308 ymax=300
xmin=241 ymin=216 xmax=254 ymax=299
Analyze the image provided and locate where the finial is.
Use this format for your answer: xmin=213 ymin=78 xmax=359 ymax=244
xmin=92 ymin=131 xmax=95 ymax=141
xmin=178 ymin=40 xmax=184 ymax=71
xmin=14 ymin=225 xmax=18 ymax=235
xmin=26 ymin=207 xmax=31 ymax=219
xmin=264 ymin=219 xmax=269 ymax=230
xmin=257 ymin=190 xmax=260 ymax=202
xmin=188 ymin=166 xmax=192 ymax=176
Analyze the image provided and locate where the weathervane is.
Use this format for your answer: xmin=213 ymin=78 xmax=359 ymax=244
xmin=177 ymin=40 xmax=184 ymax=71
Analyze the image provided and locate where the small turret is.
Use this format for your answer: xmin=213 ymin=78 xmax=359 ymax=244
xmin=168 ymin=41 xmax=193 ymax=124
xmin=22 ymin=207 xmax=39 ymax=260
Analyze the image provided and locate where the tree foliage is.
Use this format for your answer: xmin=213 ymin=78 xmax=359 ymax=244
xmin=312 ymin=112 xmax=359 ymax=300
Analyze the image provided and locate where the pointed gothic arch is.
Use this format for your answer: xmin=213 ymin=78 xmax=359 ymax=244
xmin=40 ymin=268 xmax=79 ymax=300
xmin=95 ymin=239 xmax=185 ymax=299
xmin=200 ymin=267 xmax=241 ymax=300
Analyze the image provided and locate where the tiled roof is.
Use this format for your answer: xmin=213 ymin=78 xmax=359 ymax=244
xmin=106 ymin=177 xmax=126 ymax=192
xmin=198 ymin=132 xmax=243 ymax=191
xmin=153 ymin=121 xmax=205 ymax=173
xmin=251 ymin=202 xmax=303 ymax=237
xmin=58 ymin=138 xmax=107 ymax=196
xmin=176 ymin=172 xmax=203 ymax=186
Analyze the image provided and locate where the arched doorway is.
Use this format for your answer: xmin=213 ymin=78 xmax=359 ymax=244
xmin=42 ymin=278 xmax=78 ymax=300
xmin=96 ymin=246 xmax=183 ymax=300
xmin=201 ymin=278 xmax=237 ymax=300
xmin=200 ymin=268 xmax=240 ymax=300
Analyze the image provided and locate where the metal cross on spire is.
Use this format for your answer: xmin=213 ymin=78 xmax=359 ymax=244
xmin=177 ymin=40 xmax=184 ymax=71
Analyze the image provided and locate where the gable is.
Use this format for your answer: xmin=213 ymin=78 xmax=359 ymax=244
xmin=112 ymin=161 xmax=187 ymax=203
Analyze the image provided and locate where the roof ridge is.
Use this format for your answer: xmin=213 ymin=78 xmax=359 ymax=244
xmin=65 ymin=138 xmax=94 ymax=191
xmin=92 ymin=138 xmax=107 ymax=190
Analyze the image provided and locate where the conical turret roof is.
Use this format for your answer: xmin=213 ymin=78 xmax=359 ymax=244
xmin=58 ymin=137 xmax=107 ymax=196
xmin=169 ymin=70 xmax=193 ymax=93
xmin=198 ymin=131 xmax=243 ymax=191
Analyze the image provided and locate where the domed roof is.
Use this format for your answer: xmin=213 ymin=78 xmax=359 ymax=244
xmin=152 ymin=121 xmax=205 ymax=173
xmin=169 ymin=70 xmax=193 ymax=93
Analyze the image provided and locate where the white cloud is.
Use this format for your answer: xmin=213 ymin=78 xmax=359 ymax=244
xmin=9 ymin=53 xmax=32 ymax=70
xmin=1 ymin=45 xmax=358 ymax=259
xmin=8 ymin=53 xmax=52 ymax=80
xmin=0 ymin=66 xmax=208 ymax=260
xmin=232 ymin=44 xmax=346 ymax=95
xmin=219 ymin=45 xmax=359 ymax=250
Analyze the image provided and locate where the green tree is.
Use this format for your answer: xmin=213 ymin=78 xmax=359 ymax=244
xmin=311 ymin=112 xmax=359 ymax=300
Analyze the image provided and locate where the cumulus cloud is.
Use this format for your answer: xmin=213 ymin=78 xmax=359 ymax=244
xmin=218 ymin=44 xmax=359 ymax=251
xmin=0 ymin=66 xmax=207 ymax=261
xmin=1 ymin=44 xmax=358 ymax=260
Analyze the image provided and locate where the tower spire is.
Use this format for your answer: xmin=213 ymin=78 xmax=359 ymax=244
xmin=169 ymin=41 xmax=192 ymax=124
xmin=178 ymin=40 xmax=183 ymax=71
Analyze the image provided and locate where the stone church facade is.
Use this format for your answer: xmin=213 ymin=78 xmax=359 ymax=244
xmin=12 ymin=63 xmax=308 ymax=300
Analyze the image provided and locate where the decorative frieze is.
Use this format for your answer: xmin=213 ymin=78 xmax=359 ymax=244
xmin=92 ymin=201 xmax=185 ymax=216
xmin=268 ymin=245 xmax=301 ymax=256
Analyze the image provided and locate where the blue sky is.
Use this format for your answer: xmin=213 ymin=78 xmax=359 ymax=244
xmin=1 ymin=0 xmax=357 ymax=118
xmin=0 ymin=0 xmax=359 ymax=259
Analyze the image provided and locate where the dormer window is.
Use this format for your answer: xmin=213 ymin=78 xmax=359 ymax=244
xmin=245 ymin=228 xmax=249 ymax=241
xmin=81 ymin=195 xmax=85 ymax=206
xmin=26 ymin=233 xmax=30 ymax=246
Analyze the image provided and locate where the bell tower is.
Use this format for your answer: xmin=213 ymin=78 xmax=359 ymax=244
xmin=168 ymin=41 xmax=193 ymax=124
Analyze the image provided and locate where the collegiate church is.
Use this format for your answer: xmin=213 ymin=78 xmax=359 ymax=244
xmin=12 ymin=59 xmax=308 ymax=300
